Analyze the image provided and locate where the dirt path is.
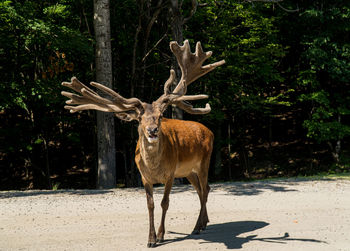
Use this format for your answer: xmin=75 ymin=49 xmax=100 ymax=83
xmin=1 ymin=178 xmax=350 ymax=250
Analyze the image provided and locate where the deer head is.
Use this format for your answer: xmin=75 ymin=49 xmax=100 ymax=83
xmin=61 ymin=40 xmax=225 ymax=143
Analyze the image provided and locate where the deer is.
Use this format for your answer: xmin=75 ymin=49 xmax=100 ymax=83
xmin=61 ymin=40 xmax=225 ymax=247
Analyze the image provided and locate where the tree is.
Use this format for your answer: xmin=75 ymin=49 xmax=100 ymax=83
xmin=169 ymin=0 xmax=199 ymax=120
xmin=0 ymin=0 xmax=94 ymax=189
xmin=93 ymin=0 xmax=116 ymax=188
xmin=296 ymin=2 xmax=350 ymax=163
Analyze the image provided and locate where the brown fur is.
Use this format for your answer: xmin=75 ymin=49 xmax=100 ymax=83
xmin=136 ymin=118 xmax=213 ymax=183
xmin=135 ymin=107 xmax=213 ymax=247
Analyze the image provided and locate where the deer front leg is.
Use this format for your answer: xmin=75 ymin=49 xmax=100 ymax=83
xmin=157 ymin=178 xmax=173 ymax=243
xmin=144 ymin=183 xmax=156 ymax=248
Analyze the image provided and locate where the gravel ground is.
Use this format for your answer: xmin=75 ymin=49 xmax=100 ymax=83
xmin=1 ymin=178 xmax=350 ymax=251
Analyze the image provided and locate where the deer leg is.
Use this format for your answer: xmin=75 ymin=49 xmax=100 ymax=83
xmin=144 ymin=183 xmax=157 ymax=248
xmin=187 ymin=172 xmax=209 ymax=234
xmin=198 ymin=168 xmax=210 ymax=230
xmin=156 ymin=178 xmax=173 ymax=243
xmin=201 ymin=183 xmax=210 ymax=229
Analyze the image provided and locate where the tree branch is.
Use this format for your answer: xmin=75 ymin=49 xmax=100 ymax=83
xmin=145 ymin=0 xmax=165 ymax=42
xmin=244 ymin=0 xmax=299 ymax=13
xmin=142 ymin=32 xmax=168 ymax=62
xmin=277 ymin=2 xmax=299 ymax=13
xmin=183 ymin=0 xmax=198 ymax=24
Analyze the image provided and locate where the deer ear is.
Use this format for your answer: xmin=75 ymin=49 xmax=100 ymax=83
xmin=115 ymin=103 xmax=145 ymax=122
xmin=156 ymin=97 xmax=170 ymax=114
xmin=115 ymin=110 xmax=140 ymax=122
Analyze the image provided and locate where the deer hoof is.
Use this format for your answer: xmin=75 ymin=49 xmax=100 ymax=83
xmin=156 ymin=238 xmax=164 ymax=243
xmin=147 ymin=242 xmax=157 ymax=248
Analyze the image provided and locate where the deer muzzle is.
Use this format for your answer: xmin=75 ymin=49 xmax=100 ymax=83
xmin=146 ymin=127 xmax=159 ymax=143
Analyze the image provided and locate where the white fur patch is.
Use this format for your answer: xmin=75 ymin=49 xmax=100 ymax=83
xmin=147 ymin=136 xmax=158 ymax=143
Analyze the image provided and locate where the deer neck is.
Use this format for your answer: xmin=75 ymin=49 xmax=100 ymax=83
xmin=138 ymin=127 xmax=163 ymax=168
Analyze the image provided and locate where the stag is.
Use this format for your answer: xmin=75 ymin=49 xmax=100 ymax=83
xmin=61 ymin=40 xmax=225 ymax=247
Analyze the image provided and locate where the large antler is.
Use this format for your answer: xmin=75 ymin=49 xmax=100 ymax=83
xmin=157 ymin=40 xmax=225 ymax=114
xmin=61 ymin=77 xmax=143 ymax=121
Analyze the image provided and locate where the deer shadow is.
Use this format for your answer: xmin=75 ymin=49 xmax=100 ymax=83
xmin=160 ymin=221 xmax=326 ymax=249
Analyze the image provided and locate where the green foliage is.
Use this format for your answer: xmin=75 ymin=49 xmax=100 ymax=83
xmin=0 ymin=0 xmax=93 ymax=111
xmin=0 ymin=0 xmax=95 ymax=189
xmin=186 ymin=0 xmax=288 ymax=140
xmin=296 ymin=2 xmax=350 ymax=144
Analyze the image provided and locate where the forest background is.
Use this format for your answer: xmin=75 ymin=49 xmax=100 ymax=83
xmin=1 ymin=0 xmax=350 ymax=190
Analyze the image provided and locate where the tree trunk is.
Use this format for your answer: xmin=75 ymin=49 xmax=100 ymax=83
xmin=169 ymin=0 xmax=184 ymax=120
xmin=94 ymin=0 xmax=116 ymax=189
xmin=327 ymin=114 xmax=342 ymax=164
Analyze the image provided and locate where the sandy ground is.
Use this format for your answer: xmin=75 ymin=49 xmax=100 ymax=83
xmin=1 ymin=178 xmax=350 ymax=251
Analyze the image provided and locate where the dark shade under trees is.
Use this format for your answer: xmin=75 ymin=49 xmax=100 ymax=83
xmin=0 ymin=0 xmax=349 ymax=190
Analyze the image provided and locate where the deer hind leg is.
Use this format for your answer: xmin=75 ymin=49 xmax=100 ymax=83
xmin=186 ymin=171 xmax=210 ymax=234
xmin=156 ymin=178 xmax=173 ymax=243
xmin=197 ymin=169 xmax=210 ymax=233
xmin=144 ymin=182 xmax=157 ymax=248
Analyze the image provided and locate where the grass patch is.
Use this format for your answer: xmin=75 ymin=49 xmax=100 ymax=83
xmin=325 ymin=172 xmax=350 ymax=180
xmin=212 ymin=171 xmax=350 ymax=184
xmin=290 ymin=172 xmax=350 ymax=181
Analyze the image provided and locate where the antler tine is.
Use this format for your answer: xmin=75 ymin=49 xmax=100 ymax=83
xmin=195 ymin=41 xmax=211 ymax=64
xmin=64 ymin=104 xmax=112 ymax=113
xmin=164 ymin=69 xmax=176 ymax=95
xmin=157 ymin=40 xmax=224 ymax=115
xmin=174 ymin=101 xmax=211 ymax=115
xmin=90 ymin=82 xmax=142 ymax=107
xmin=170 ymin=40 xmax=225 ymax=95
xmin=62 ymin=77 xmax=98 ymax=96
xmin=174 ymin=94 xmax=209 ymax=101
xmin=61 ymin=77 xmax=143 ymax=119
xmin=62 ymin=87 xmax=122 ymax=113
xmin=61 ymin=91 xmax=91 ymax=105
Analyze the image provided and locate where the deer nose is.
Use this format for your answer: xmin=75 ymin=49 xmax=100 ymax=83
xmin=147 ymin=127 xmax=158 ymax=135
